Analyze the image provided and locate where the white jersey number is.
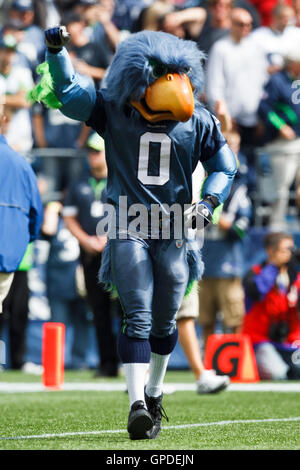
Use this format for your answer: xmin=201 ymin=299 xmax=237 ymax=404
xmin=137 ymin=132 xmax=171 ymax=185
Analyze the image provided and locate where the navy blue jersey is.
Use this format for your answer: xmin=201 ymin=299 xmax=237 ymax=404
xmin=87 ymin=90 xmax=227 ymax=211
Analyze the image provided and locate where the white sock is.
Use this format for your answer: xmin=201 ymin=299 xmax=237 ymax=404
xmin=123 ymin=363 xmax=149 ymax=407
xmin=145 ymin=352 xmax=170 ymax=398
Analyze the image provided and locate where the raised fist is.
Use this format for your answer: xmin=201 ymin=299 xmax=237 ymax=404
xmin=44 ymin=26 xmax=70 ymax=51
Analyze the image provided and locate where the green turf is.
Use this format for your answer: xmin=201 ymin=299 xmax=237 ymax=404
xmin=0 ymin=371 xmax=300 ymax=450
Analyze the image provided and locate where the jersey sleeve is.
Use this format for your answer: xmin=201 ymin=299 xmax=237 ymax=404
xmin=194 ymin=109 xmax=237 ymax=205
xmin=85 ymin=90 xmax=107 ymax=137
xmin=46 ymin=48 xmax=97 ymax=122
xmin=198 ymin=111 xmax=227 ymax=162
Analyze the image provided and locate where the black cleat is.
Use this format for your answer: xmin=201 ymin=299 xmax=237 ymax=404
xmin=127 ymin=400 xmax=153 ymax=440
xmin=144 ymin=391 xmax=169 ymax=439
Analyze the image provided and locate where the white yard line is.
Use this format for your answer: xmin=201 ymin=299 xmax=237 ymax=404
xmin=0 ymin=382 xmax=300 ymax=393
xmin=1 ymin=417 xmax=300 ymax=441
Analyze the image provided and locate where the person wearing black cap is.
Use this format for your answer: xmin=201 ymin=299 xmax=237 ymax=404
xmin=62 ymin=133 xmax=121 ymax=377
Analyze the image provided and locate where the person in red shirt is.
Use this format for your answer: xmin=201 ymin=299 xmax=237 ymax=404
xmin=242 ymin=231 xmax=300 ymax=379
xmin=249 ymin=0 xmax=293 ymax=26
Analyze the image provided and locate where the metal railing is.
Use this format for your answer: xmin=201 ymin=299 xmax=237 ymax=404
xmin=22 ymin=147 xmax=89 ymax=203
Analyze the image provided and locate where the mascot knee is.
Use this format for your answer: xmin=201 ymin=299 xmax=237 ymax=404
xmin=149 ymin=330 xmax=179 ymax=356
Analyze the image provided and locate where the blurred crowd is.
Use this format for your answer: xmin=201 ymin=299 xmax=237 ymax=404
xmin=0 ymin=0 xmax=300 ymax=381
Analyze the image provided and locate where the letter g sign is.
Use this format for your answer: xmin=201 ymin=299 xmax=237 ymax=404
xmin=212 ymin=341 xmax=240 ymax=377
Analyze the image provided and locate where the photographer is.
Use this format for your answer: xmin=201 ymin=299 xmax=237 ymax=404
xmin=242 ymin=232 xmax=300 ymax=380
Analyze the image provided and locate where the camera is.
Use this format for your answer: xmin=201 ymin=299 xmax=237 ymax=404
xmin=269 ymin=321 xmax=290 ymax=343
xmin=290 ymin=246 xmax=300 ymax=264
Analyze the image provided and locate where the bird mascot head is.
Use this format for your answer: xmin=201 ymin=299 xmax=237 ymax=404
xmin=105 ymin=30 xmax=205 ymax=123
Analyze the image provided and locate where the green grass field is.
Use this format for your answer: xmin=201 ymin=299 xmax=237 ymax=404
xmin=1 ymin=370 xmax=300 ymax=451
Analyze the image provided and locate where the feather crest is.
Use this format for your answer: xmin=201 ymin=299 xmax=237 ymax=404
xmin=26 ymin=61 xmax=62 ymax=109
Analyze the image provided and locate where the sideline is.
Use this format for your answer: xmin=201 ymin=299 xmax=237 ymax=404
xmin=1 ymin=382 xmax=300 ymax=393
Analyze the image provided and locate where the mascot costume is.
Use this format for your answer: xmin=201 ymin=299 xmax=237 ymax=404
xmin=28 ymin=26 xmax=237 ymax=440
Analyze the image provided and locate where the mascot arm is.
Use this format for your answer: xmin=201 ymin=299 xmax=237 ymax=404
xmin=201 ymin=143 xmax=237 ymax=206
xmin=45 ymin=48 xmax=97 ymax=122
xmin=185 ymin=144 xmax=237 ymax=229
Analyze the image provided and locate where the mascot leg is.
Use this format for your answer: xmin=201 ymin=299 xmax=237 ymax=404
xmin=110 ymin=237 xmax=154 ymax=440
xmin=144 ymin=239 xmax=189 ymax=439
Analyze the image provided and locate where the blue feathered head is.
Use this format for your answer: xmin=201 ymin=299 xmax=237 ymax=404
xmin=104 ymin=30 xmax=206 ymax=122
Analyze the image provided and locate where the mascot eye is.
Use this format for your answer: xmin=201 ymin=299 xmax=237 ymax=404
xmin=150 ymin=61 xmax=168 ymax=79
xmin=183 ymin=67 xmax=192 ymax=75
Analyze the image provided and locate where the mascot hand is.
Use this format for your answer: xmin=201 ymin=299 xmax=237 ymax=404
xmin=184 ymin=199 xmax=214 ymax=229
xmin=45 ymin=26 xmax=70 ymax=52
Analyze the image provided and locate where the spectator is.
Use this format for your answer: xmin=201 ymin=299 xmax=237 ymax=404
xmin=193 ymin=0 xmax=233 ymax=53
xmin=7 ymin=0 xmax=46 ymax=78
xmin=242 ymin=231 xmax=300 ymax=380
xmin=136 ymin=1 xmax=176 ymax=32
xmin=205 ymin=4 xmax=266 ymax=196
xmin=175 ymin=100 xmax=231 ymax=394
xmin=0 ymin=98 xmax=43 ymax=351
xmin=62 ymin=11 xmax=110 ymax=88
xmin=250 ymin=4 xmax=300 ymax=75
xmin=54 ymin=0 xmax=118 ymax=45
xmin=1 ymin=245 xmax=43 ymax=374
xmin=0 ymin=23 xmax=34 ymax=71
xmin=113 ymin=0 xmax=151 ymax=33
xmin=0 ymin=34 xmax=34 ymax=153
xmin=32 ymin=0 xmax=61 ymax=30
xmin=62 ymin=133 xmax=121 ymax=377
xmin=32 ymin=10 xmax=107 ymax=195
xmin=248 ymin=0 xmax=293 ymax=27
xmin=176 ymin=284 xmax=230 ymax=393
xmin=206 ymin=7 xmax=268 ymax=151
xmin=161 ymin=1 xmax=259 ymax=47
xmin=53 ymin=0 xmax=82 ymax=16
xmin=161 ymin=5 xmax=207 ymax=39
xmin=198 ymin=129 xmax=252 ymax=349
xmin=41 ymin=200 xmax=90 ymax=370
xmin=257 ymin=46 xmax=300 ymax=229
xmin=31 ymin=100 xmax=89 ymax=194
xmin=83 ymin=0 xmax=123 ymax=60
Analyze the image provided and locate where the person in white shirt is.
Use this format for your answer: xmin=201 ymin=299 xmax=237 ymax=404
xmin=206 ymin=8 xmax=268 ymax=148
xmin=250 ymin=4 xmax=300 ymax=74
xmin=0 ymin=35 xmax=34 ymax=153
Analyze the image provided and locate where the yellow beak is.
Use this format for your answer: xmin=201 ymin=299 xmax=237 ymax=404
xmin=130 ymin=73 xmax=194 ymax=123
